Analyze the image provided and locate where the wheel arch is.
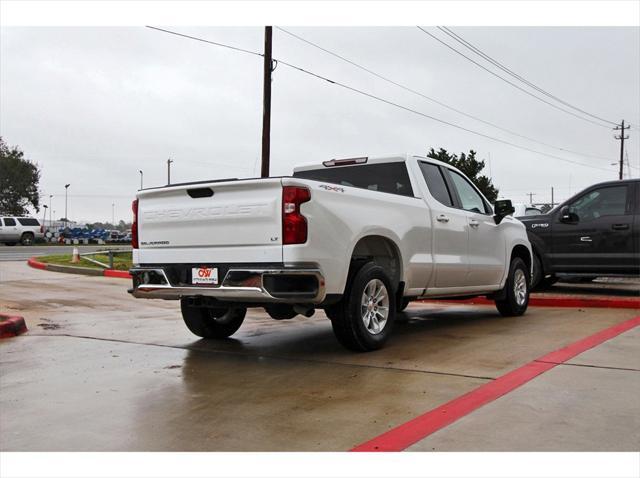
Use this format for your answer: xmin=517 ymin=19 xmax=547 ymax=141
xmin=510 ymin=243 xmax=532 ymax=276
xmin=349 ymin=234 xmax=403 ymax=291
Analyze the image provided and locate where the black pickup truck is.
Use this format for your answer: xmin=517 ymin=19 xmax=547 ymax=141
xmin=519 ymin=179 xmax=640 ymax=289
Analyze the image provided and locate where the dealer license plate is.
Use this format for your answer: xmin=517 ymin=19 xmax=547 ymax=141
xmin=191 ymin=267 xmax=219 ymax=285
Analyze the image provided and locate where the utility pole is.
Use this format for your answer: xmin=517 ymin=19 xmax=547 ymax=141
xmin=614 ymin=120 xmax=630 ymax=180
xmin=551 ymin=187 xmax=554 ymax=207
xmin=260 ymin=26 xmax=273 ymax=178
xmin=112 ymin=203 xmax=115 ymax=225
xmin=139 ymin=170 xmax=144 ymax=190
xmin=527 ymin=192 xmax=536 ymax=204
xmin=167 ymin=158 xmax=173 ymax=185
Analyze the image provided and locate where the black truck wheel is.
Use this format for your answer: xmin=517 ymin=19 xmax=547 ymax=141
xmin=495 ymin=257 xmax=530 ymax=317
xmin=329 ymin=262 xmax=396 ymax=352
xmin=180 ymin=299 xmax=246 ymax=338
xmin=20 ymin=232 xmax=35 ymax=246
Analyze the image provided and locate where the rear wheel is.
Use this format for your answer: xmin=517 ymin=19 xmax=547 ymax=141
xmin=495 ymin=257 xmax=530 ymax=317
xmin=180 ymin=299 xmax=246 ymax=338
xmin=330 ymin=262 xmax=396 ymax=352
xmin=20 ymin=233 xmax=35 ymax=246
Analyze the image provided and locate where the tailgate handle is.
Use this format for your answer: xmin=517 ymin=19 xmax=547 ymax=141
xmin=187 ymin=187 xmax=214 ymax=198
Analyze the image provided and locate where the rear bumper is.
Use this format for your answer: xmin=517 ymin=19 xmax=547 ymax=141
xmin=128 ymin=266 xmax=326 ymax=304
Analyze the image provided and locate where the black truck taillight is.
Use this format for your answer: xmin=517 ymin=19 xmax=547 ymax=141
xmin=282 ymin=186 xmax=310 ymax=245
xmin=131 ymin=199 xmax=139 ymax=249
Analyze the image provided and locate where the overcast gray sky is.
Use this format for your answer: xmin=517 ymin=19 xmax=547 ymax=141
xmin=1 ymin=26 xmax=639 ymax=223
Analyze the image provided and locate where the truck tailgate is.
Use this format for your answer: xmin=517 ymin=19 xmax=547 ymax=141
xmin=135 ymin=178 xmax=283 ymax=264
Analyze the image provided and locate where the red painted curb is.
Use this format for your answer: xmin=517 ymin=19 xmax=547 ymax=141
xmin=422 ymin=295 xmax=640 ymax=310
xmin=351 ymin=315 xmax=640 ymax=452
xmin=103 ymin=269 xmax=131 ymax=279
xmin=27 ymin=257 xmax=131 ymax=279
xmin=27 ymin=257 xmax=47 ymax=270
xmin=0 ymin=314 xmax=28 ymax=338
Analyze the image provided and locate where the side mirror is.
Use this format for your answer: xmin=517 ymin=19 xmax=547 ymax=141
xmin=559 ymin=205 xmax=578 ymax=223
xmin=494 ymin=199 xmax=515 ymax=224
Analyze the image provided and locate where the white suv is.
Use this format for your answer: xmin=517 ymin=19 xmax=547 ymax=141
xmin=0 ymin=216 xmax=44 ymax=246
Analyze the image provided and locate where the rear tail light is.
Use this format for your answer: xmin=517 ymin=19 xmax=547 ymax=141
xmin=282 ymin=186 xmax=311 ymax=245
xmin=40 ymin=224 xmax=44 ymax=233
xmin=131 ymin=199 xmax=139 ymax=249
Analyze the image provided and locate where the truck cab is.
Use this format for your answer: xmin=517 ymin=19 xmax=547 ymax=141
xmin=520 ymin=178 xmax=640 ymax=288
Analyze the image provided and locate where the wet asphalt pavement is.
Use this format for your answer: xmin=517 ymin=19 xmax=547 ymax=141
xmin=0 ymin=261 xmax=638 ymax=451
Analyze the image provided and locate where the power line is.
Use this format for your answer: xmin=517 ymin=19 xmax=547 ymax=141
xmin=437 ymin=26 xmax=619 ymax=126
xmin=146 ymin=26 xmax=614 ymax=173
xmin=416 ymin=26 xmax=613 ymax=129
xmin=276 ymin=60 xmax=614 ymax=172
xmin=276 ymin=26 xmax=616 ymax=163
xmin=146 ymin=26 xmax=262 ymax=58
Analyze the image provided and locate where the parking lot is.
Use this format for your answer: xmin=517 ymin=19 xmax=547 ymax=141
xmin=1 ymin=260 xmax=638 ymax=452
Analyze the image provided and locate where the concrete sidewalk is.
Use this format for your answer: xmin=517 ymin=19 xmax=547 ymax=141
xmin=408 ymin=328 xmax=640 ymax=451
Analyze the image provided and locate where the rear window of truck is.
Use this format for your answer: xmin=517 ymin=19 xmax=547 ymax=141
xmin=17 ymin=218 xmax=40 ymax=226
xmin=293 ymin=162 xmax=414 ymax=197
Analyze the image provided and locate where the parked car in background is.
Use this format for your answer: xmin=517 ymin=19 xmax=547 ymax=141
xmin=512 ymin=203 xmax=543 ymax=218
xmin=129 ymin=153 xmax=532 ymax=351
xmin=519 ymin=179 xmax=640 ymax=289
xmin=0 ymin=216 xmax=44 ymax=245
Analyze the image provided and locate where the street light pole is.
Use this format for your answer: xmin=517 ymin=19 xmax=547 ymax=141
xmin=139 ymin=170 xmax=144 ymax=190
xmin=49 ymin=194 xmax=53 ymax=228
xmin=64 ymin=184 xmax=70 ymax=229
xmin=112 ymin=203 xmax=115 ymax=225
xmin=42 ymin=205 xmax=48 ymax=231
xmin=167 ymin=159 xmax=173 ymax=185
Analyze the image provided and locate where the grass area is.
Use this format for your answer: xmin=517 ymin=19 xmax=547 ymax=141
xmin=38 ymin=253 xmax=132 ymax=271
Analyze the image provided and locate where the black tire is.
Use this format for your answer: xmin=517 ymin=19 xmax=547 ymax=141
xmin=265 ymin=304 xmax=297 ymax=320
xmin=531 ymin=253 xmax=558 ymax=291
xmin=495 ymin=257 xmax=530 ymax=317
xmin=20 ymin=232 xmax=35 ymax=246
xmin=537 ymin=275 xmax=558 ymax=290
xmin=531 ymin=253 xmax=543 ymax=289
xmin=180 ymin=299 xmax=246 ymax=338
xmin=330 ymin=262 xmax=396 ymax=352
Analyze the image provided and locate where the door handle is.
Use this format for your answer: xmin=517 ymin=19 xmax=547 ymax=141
xmin=436 ymin=214 xmax=450 ymax=223
xmin=612 ymin=224 xmax=629 ymax=230
xmin=580 ymin=236 xmax=592 ymax=242
xmin=469 ymin=219 xmax=479 ymax=228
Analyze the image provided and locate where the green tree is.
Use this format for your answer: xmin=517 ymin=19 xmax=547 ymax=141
xmin=0 ymin=138 xmax=41 ymax=215
xmin=426 ymin=147 xmax=499 ymax=203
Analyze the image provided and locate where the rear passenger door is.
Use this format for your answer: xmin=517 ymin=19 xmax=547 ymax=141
xmin=444 ymin=169 xmax=506 ymax=287
xmin=417 ymin=161 xmax=469 ymax=288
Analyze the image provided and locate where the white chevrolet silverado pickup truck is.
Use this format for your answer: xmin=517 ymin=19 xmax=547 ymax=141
xmin=129 ymin=154 xmax=532 ymax=351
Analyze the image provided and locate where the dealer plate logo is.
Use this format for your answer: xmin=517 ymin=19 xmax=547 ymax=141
xmin=192 ymin=267 xmax=219 ymax=285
